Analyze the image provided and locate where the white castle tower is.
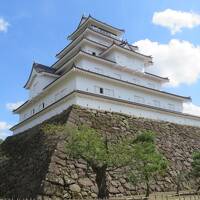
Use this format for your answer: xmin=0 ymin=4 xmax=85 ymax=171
xmin=11 ymin=15 xmax=200 ymax=134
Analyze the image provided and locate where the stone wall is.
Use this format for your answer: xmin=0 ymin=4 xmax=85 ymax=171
xmin=0 ymin=105 xmax=200 ymax=199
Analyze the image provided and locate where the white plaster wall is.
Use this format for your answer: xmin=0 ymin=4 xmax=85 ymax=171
xmin=105 ymin=50 xmax=145 ymax=72
xmin=20 ymin=74 xmax=76 ymax=122
xmin=76 ymin=94 xmax=200 ymax=127
xmin=75 ymin=73 xmax=183 ymax=112
xmin=14 ymin=95 xmax=77 ymax=134
xmin=76 ymin=57 xmax=162 ymax=90
xmin=13 ymin=91 xmax=200 ymax=134
xmin=16 ymin=70 xmax=187 ymax=134
xmin=85 ymin=31 xmax=113 ymax=47
xmin=29 ymin=74 xmax=57 ymax=99
xmin=81 ymin=43 xmax=104 ymax=56
xmin=22 ymin=70 xmax=166 ymax=124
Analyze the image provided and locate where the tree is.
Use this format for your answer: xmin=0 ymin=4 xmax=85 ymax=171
xmin=127 ymin=131 xmax=168 ymax=198
xmin=173 ymin=169 xmax=188 ymax=195
xmin=191 ymin=151 xmax=200 ymax=192
xmin=43 ymin=124 xmax=135 ymax=199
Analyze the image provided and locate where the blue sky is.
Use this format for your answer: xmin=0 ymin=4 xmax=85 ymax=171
xmin=1 ymin=0 xmax=200 ymax=139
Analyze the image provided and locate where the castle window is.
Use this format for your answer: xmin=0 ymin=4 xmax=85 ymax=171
xmin=168 ymin=103 xmax=175 ymax=110
xmin=153 ymin=100 xmax=160 ymax=107
xmin=100 ymin=87 xmax=104 ymax=94
xmin=95 ymin=86 xmax=104 ymax=94
xmin=92 ymin=52 xmax=96 ymax=56
xmin=39 ymin=102 xmax=45 ymax=110
xmin=105 ymin=88 xmax=114 ymax=96
xmin=134 ymin=95 xmax=145 ymax=104
xmin=32 ymin=108 xmax=35 ymax=115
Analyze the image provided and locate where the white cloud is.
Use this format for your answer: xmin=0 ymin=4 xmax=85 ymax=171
xmin=134 ymin=39 xmax=200 ymax=87
xmin=183 ymin=103 xmax=200 ymax=117
xmin=152 ymin=9 xmax=200 ymax=34
xmin=0 ymin=121 xmax=11 ymax=130
xmin=6 ymin=101 xmax=24 ymax=111
xmin=0 ymin=17 xmax=9 ymax=33
xmin=0 ymin=121 xmax=12 ymax=140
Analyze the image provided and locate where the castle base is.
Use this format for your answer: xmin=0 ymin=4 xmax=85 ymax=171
xmin=1 ymin=105 xmax=200 ymax=199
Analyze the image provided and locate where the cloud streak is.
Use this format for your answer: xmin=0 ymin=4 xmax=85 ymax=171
xmin=152 ymin=9 xmax=200 ymax=34
xmin=0 ymin=17 xmax=9 ymax=32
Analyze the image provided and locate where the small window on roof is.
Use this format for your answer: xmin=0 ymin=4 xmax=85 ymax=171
xmin=92 ymin=52 xmax=96 ymax=56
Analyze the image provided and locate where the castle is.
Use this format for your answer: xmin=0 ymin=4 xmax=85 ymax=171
xmin=11 ymin=15 xmax=200 ymax=134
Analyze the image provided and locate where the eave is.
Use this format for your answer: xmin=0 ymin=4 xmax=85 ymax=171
xmin=55 ymin=48 xmax=167 ymax=83
xmin=75 ymin=67 xmax=191 ymax=102
xmin=55 ymin=36 xmax=108 ymax=61
xmin=144 ymin=72 xmax=169 ymax=82
xmin=55 ymin=50 xmax=116 ymax=73
xmin=100 ymin=43 xmax=153 ymax=64
xmin=24 ymin=67 xmax=37 ymax=89
xmin=14 ymin=64 xmax=190 ymax=114
xmin=67 ymin=16 xmax=125 ymax=41
xmin=13 ymin=68 xmax=76 ymax=113
xmin=10 ymin=90 xmax=197 ymax=132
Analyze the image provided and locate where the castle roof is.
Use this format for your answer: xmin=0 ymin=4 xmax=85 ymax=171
xmin=68 ymin=15 xmax=125 ymax=40
xmin=100 ymin=42 xmax=153 ymax=64
xmin=24 ymin=63 xmax=57 ymax=89
xmin=14 ymin=64 xmax=191 ymax=113
xmin=33 ymin=63 xmax=56 ymax=74
xmin=144 ymin=72 xmax=169 ymax=81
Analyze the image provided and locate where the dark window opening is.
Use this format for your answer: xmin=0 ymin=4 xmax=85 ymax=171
xmin=42 ymin=102 xmax=45 ymax=108
xmin=32 ymin=109 xmax=35 ymax=114
xmin=92 ymin=52 xmax=96 ymax=56
xmin=100 ymin=88 xmax=104 ymax=94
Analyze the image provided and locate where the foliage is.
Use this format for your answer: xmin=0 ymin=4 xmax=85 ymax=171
xmin=43 ymin=124 xmax=135 ymax=199
xmin=0 ymin=139 xmax=3 ymax=145
xmin=43 ymin=125 xmax=168 ymax=198
xmin=127 ymin=131 xmax=168 ymax=197
xmin=65 ymin=125 xmax=135 ymax=168
xmin=173 ymin=170 xmax=189 ymax=194
xmin=191 ymin=151 xmax=200 ymax=191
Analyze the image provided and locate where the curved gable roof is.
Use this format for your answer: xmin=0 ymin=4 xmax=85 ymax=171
xmin=24 ymin=63 xmax=56 ymax=89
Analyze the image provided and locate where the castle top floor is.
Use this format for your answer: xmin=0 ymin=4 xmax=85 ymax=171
xmin=67 ymin=15 xmax=125 ymax=41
